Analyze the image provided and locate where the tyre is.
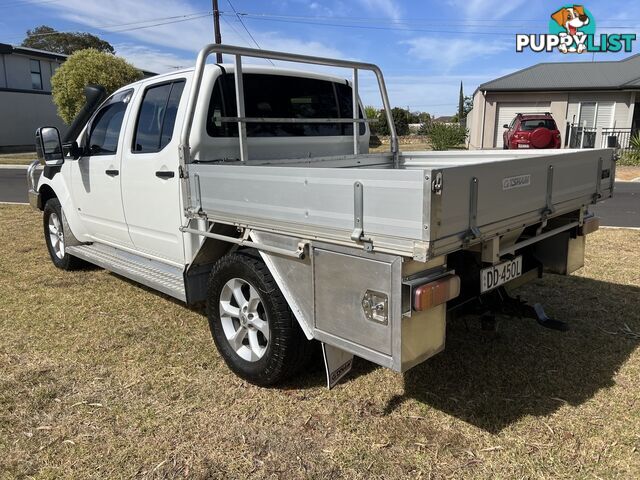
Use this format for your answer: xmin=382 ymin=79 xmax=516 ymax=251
xmin=206 ymin=252 xmax=312 ymax=386
xmin=43 ymin=198 xmax=82 ymax=270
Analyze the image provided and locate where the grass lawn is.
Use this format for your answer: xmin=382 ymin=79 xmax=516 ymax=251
xmin=1 ymin=204 xmax=638 ymax=478
xmin=0 ymin=152 xmax=36 ymax=166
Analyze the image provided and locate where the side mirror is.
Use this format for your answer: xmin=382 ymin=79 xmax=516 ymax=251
xmin=503 ymin=124 xmax=509 ymax=129
xmin=35 ymin=127 xmax=64 ymax=166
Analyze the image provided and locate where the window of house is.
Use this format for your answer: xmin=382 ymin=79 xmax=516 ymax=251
xmin=87 ymin=90 xmax=133 ymax=156
xmin=577 ymin=101 xmax=615 ymax=129
xmin=132 ymin=80 xmax=185 ymax=153
xmin=30 ymin=59 xmax=42 ymax=90
xmin=578 ymin=102 xmax=596 ymax=128
xmin=206 ymin=73 xmax=365 ymax=137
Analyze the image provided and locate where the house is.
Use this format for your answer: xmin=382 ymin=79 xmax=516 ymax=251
xmin=0 ymin=43 xmax=67 ymax=151
xmin=0 ymin=43 xmax=156 ymax=152
xmin=467 ymin=54 xmax=640 ymax=150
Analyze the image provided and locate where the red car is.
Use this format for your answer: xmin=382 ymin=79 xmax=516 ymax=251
xmin=503 ymin=113 xmax=561 ymax=149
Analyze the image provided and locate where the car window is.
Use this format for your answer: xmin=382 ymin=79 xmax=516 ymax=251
xmin=87 ymin=90 xmax=132 ymax=156
xmin=520 ymin=119 xmax=556 ymax=130
xmin=207 ymin=73 xmax=365 ymax=137
xmin=133 ymin=80 xmax=185 ymax=153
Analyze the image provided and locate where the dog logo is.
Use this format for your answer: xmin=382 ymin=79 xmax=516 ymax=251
xmin=551 ymin=5 xmax=590 ymax=53
xmin=516 ymin=5 xmax=636 ymax=54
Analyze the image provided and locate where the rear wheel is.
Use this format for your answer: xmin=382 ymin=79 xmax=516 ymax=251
xmin=43 ymin=198 xmax=82 ymax=270
xmin=206 ymin=252 xmax=312 ymax=386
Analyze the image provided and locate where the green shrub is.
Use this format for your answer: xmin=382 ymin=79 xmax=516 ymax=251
xmin=51 ymin=49 xmax=142 ymax=124
xmin=618 ymin=132 xmax=640 ymax=166
xmin=428 ymin=123 xmax=468 ymax=151
xmin=376 ymin=108 xmax=410 ymax=136
xmin=417 ymin=119 xmax=433 ymax=136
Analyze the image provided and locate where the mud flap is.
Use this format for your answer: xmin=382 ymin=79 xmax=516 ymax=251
xmin=321 ymin=343 xmax=354 ymax=389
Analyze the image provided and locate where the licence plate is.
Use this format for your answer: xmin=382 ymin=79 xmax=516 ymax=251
xmin=480 ymin=256 xmax=523 ymax=293
xmin=517 ymin=143 xmax=530 ymax=148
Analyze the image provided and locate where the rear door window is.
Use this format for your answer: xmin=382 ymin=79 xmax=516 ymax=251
xmin=207 ymin=73 xmax=364 ymax=137
xmin=133 ymin=80 xmax=185 ymax=153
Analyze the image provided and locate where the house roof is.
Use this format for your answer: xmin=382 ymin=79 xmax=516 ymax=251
xmin=0 ymin=43 xmax=68 ymax=62
xmin=479 ymin=54 xmax=640 ymax=92
xmin=0 ymin=42 xmax=156 ymax=76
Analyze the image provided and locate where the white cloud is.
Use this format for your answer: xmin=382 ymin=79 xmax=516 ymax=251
xmin=113 ymin=44 xmax=194 ymax=73
xmin=357 ymin=0 xmax=402 ymax=22
xmin=41 ymin=0 xmax=347 ymax=65
xmin=448 ymin=0 xmax=528 ymax=20
xmin=402 ymin=37 xmax=510 ymax=71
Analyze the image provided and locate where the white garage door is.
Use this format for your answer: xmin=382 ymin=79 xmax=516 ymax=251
xmin=494 ymin=102 xmax=551 ymax=148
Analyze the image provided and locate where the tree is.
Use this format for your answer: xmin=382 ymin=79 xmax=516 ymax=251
xmin=376 ymin=107 xmax=410 ymax=136
xmin=51 ymin=49 xmax=142 ymax=123
xmin=457 ymin=81 xmax=464 ymax=122
xmin=22 ymin=25 xmax=115 ymax=55
xmin=452 ymin=95 xmax=473 ymax=123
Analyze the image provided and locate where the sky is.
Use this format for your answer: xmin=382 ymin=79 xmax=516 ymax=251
xmin=2 ymin=0 xmax=639 ymax=116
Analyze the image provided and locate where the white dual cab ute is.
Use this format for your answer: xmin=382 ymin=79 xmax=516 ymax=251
xmin=28 ymin=45 xmax=610 ymax=388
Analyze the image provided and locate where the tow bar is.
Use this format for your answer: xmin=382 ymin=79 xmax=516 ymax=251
xmin=476 ymin=287 xmax=569 ymax=332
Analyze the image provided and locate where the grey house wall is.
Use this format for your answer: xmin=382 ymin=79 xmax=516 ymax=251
xmin=0 ymin=51 xmax=67 ymax=151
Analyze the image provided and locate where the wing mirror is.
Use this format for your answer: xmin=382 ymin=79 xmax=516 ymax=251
xmin=503 ymin=124 xmax=509 ymax=129
xmin=35 ymin=127 xmax=64 ymax=166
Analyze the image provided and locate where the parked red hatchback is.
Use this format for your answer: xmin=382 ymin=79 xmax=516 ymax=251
xmin=503 ymin=113 xmax=561 ymax=149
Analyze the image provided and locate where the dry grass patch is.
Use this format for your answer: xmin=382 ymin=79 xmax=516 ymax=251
xmin=0 ymin=152 xmax=35 ymax=166
xmin=1 ymin=205 xmax=638 ymax=478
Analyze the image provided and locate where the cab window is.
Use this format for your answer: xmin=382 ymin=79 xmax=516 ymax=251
xmin=87 ymin=89 xmax=133 ymax=156
xmin=206 ymin=73 xmax=365 ymax=137
xmin=133 ymin=80 xmax=185 ymax=153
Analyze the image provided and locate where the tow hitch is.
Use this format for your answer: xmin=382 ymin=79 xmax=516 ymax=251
xmin=475 ymin=287 xmax=569 ymax=332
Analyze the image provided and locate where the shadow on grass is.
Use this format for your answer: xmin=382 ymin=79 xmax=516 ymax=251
xmin=384 ymin=275 xmax=640 ymax=433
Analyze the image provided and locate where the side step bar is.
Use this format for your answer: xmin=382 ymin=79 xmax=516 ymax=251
xmin=66 ymin=244 xmax=186 ymax=302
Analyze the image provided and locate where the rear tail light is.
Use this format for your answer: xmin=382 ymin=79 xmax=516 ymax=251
xmin=413 ymin=274 xmax=460 ymax=311
xmin=579 ymin=216 xmax=600 ymax=236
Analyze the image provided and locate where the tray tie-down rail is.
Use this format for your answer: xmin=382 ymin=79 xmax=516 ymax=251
xmin=180 ymin=225 xmax=308 ymax=259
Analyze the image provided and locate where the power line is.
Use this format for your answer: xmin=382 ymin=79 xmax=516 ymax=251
xmin=231 ymin=12 xmax=640 ymax=33
xmin=20 ymin=12 xmax=213 ymax=39
xmin=226 ymin=0 xmax=275 ymax=65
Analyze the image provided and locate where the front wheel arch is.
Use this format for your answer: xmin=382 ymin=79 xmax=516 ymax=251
xmin=38 ymin=184 xmax=57 ymax=211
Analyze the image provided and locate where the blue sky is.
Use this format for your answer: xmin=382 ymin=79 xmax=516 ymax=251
xmin=2 ymin=0 xmax=638 ymax=116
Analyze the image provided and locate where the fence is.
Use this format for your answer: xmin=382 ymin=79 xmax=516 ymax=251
xmin=565 ymin=123 xmax=639 ymax=151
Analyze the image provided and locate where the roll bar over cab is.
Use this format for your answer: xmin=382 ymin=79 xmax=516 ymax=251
xmin=28 ymin=45 xmax=610 ymax=388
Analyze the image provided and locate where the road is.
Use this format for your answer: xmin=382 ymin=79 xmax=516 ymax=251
xmin=591 ymin=182 xmax=640 ymax=228
xmin=0 ymin=168 xmax=32 ymax=204
xmin=0 ymin=167 xmax=638 ymax=227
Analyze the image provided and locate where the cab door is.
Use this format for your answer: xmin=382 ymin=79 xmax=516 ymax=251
xmin=120 ymin=79 xmax=186 ymax=264
xmin=70 ymin=89 xmax=134 ymax=247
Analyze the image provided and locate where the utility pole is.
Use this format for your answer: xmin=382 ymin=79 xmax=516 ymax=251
xmin=213 ymin=0 xmax=222 ymax=63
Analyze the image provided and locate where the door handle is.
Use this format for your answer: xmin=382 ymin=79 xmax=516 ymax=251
xmin=105 ymin=169 xmax=119 ymax=176
xmin=155 ymin=170 xmax=175 ymax=179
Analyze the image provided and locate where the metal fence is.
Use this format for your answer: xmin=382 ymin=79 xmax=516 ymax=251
xmin=565 ymin=123 xmax=597 ymax=148
xmin=600 ymin=128 xmax=638 ymax=150
xmin=565 ymin=123 xmax=639 ymax=150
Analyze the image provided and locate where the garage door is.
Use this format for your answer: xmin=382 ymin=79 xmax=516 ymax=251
xmin=494 ymin=102 xmax=551 ymax=148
